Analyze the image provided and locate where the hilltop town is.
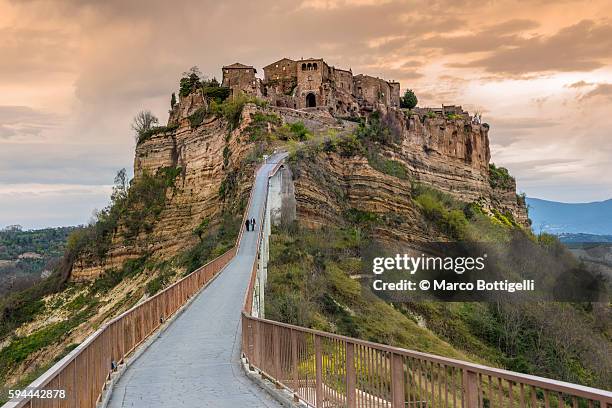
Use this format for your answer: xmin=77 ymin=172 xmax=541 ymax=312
xmin=221 ymin=57 xmax=401 ymax=116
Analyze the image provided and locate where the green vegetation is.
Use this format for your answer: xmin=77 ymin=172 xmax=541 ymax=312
xmin=446 ymin=113 xmax=462 ymax=120
xmin=366 ymin=149 xmax=408 ymax=179
xmin=137 ymin=124 xmax=179 ymax=144
xmin=400 ymin=89 xmax=418 ymax=109
xmin=69 ymin=166 xmax=181 ymax=261
xmin=355 ymin=111 xmax=400 ymax=146
xmin=188 ymin=107 xmax=207 ymax=128
xmin=0 ymin=226 xmax=75 ymax=260
xmin=210 ymin=93 xmax=267 ymax=130
xmin=91 ymin=256 xmax=149 ymax=294
xmin=412 ymin=184 xmax=470 ymax=240
xmin=0 ymin=226 xmax=77 ymax=295
xmin=0 ymin=300 xmax=96 ymax=384
xmin=245 ymin=112 xmax=282 ymax=142
xmin=178 ymin=213 xmax=240 ymax=275
xmin=145 ymin=261 xmax=174 ymax=296
xmin=201 ymin=85 xmax=230 ymax=103
xmin=489 ymin=163 xmax=515 ymax=190
xmin=266 ymin=225 xmax=471 ymax=357
xmin=131 ymin=110 xmax=159 ymax=143
xmin=179 ymin=66 xmax=203 ymax=98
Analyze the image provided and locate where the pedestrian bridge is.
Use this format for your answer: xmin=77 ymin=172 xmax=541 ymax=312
xmin=4 ymin=153 xmax=611 ymax=408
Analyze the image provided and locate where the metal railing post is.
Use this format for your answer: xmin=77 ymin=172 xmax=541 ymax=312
xmin=273 ymin=325 xmax=282 ymax=384
xmin=463 ymin=369 xmax=479 ymax=408
xmin=315 ymin=336 xmax=323 ymax=407
xmin=291 ymin=329 xmax=299 ymax=397
xmin=391 ymin=353 xmax=405 ymax=408
xmin=346 ymin=342 xmax=356 ymax=408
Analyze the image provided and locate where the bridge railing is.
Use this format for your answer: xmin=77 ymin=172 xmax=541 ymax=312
xmin=3 ymin=159 xmax=267 ymax=408
xmin=241 ymin=164 xmax=612 ymax=408
xmin=4 ymin=247 xmax=235 ymax=408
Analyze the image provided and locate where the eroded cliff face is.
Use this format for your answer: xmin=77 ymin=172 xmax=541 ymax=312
xmin=71 ymin=95 xmax=256 ymax=281
xmin=289 ymin=107 xmax=528 ymax=243
xmin=381 ymin=107 xmax=528 ymax=225
xmin=71 ymin=99 xmax=527 ymax=280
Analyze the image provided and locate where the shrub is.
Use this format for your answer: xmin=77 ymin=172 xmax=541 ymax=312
xmin=489 ymin=163 xmax=515 ymax=190
xmin=193 ymin=218 xmax=210 ymax=240
xmin=137 ymin=124 xmax=178 ymax=144
xmin=400 ymin=89 xmax=418 ymax=109
xmin=344 ymin=208 xmax=380 ymax=225
xmin=145 ymin=273 xmax=172 ymax=296
xmin=179 ymin=66 xmax=202 ymax=97
xmin=367 ymin=150 xmax=408 ymax=179
xmin=178 ymin=213 xmax=241 ymax=274
xmin=355 ymin=111 xmax=400 ymax=145
xmin=132 ymin=111 xmax=159 ymax=143
xmin=91 ymin=255 xmax=148 ymax=294
xmin=288 ymin=122 xmax=309 ymax=140
xmin=246 ymin=112 xmax=281 ymax=141
xmin=188 ymin=107 xmax=207 ymax=128
xmin=334 ymin=134 xmax=364 ymax=157
xmin=202 ymin=86 xmax=230 ymax=103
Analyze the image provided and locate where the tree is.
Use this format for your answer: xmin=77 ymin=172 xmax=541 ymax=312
xmin=131 ymin=110 xmax=159 ymax=142
xmin=179 ymin=66 xmax=202 ymax=97
xmin=400 ymin=89 xmax=418 ymax=109
xmin=171 ymin=92 xmax=177 ymax=109
xmin=111 ymin=168 xmax=129 ymax=203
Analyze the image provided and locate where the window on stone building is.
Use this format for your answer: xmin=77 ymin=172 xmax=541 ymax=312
xmin=302 ymin=63 xmax=306 ymax=71
xmin=313 ymin=63 xmax=318 ymax=70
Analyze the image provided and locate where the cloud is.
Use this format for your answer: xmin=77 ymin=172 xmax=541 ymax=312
xmin=451 ymin=20 xmax=612 ymax=75
xmin=0 ymin=27 xmax=77 ymax=82
xmin=580 ymin=83 xmax=612 ymax=100
xmin=487 ymin=116 xmax=560 ymax=146
xmin=0 ymin=106 xmax=61 ymax=140
xmin=421 ymin=19 xmax=538 ymax=54
xmin=566 ymin=80 xmax=594 ymax=88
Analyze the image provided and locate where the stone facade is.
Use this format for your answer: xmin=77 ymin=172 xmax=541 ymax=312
xmin=242 ymin=57 xmax=401 ymax=116
xmin=221 ymin=63 xmax=261 ymax=98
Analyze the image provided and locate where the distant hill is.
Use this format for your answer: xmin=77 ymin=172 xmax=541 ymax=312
xmin=558 ymin=233 xmax=612 ymax=243
xmin=0 ymin=225 xmax=76 ymax=295
xmin=526 ymin=197 xmax=612 ymax=235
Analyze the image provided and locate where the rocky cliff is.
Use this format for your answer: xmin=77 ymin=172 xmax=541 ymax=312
xmin=71 ymin=93 xmax=256 ymax=281
xmin=288 ymin=107 xmax=528 ymax=243
xmin=71 ymin=91 xmax=528 ymax=281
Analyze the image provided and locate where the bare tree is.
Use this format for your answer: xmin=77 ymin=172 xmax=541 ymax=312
xmin=132 ymin=110 xmax=159 ymax=142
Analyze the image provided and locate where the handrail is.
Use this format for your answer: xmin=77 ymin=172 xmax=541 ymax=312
xmin=241 ymin=160 xmax=612 ymax=408
xmin=2 ymin=161 xmax=266 ymax=408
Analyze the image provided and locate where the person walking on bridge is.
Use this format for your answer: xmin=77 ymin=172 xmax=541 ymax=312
xmin=245 ymin=219 xmax=251 ymax=232
xmin=251 ymin=218 xmax=256 ymax=231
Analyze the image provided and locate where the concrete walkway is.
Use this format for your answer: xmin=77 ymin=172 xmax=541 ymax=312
xmin=106 ymin=155 xmax=286 ymax=408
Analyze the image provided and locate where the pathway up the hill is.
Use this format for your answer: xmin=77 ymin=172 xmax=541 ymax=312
xmin=106 ymin=154 xmax=286 ymax=408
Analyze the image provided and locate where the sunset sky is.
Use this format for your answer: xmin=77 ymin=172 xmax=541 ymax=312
xmin=1 ymin=0 xmax=611 ymax=229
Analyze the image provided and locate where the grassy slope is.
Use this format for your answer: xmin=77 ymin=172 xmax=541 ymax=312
xmin=266 ymin=127 xmax=611 ymax=389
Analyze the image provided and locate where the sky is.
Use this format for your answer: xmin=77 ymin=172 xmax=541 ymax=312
xmin=0 ymin=0 xmax=611 ymax=229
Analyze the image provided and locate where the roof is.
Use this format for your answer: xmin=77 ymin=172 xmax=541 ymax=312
xmin=263 ymin=58 xmax=296 ymax=69
xmin=297 ymin=58 xmax=325 ymax=63
xmin=223 ymin=62 xmax=256 ymax=71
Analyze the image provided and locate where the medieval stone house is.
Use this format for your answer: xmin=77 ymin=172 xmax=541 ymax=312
xmin=221 ymin=57 xmax=401 ymax=116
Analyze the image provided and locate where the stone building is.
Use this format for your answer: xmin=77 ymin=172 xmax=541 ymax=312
xmin=223 ymin=57 xmax=401 ymax=116
xmin=221 ymin=63 xmax=261 ymax=98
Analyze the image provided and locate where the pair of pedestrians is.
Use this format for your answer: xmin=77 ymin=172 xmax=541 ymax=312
xmin=245 ymin=217 xmax=257 ymax=232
